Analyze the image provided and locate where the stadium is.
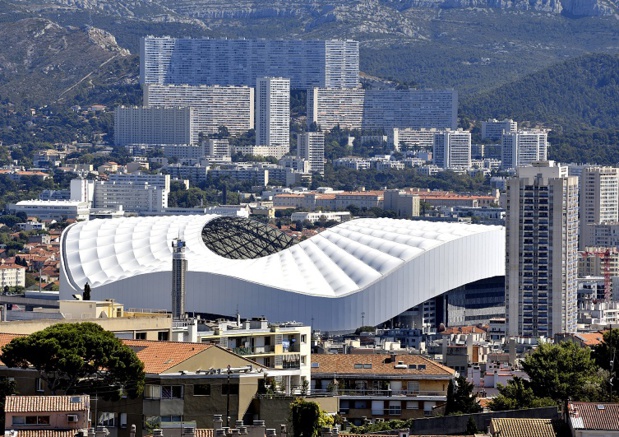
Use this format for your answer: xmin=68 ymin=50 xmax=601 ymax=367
xmin=60 ymin=215 xmax=505 ymax=332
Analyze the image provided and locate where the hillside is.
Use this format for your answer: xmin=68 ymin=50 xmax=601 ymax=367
xmin=460 ymin=53 xmax=619 ymax=130
xmin=0 ymin=18 xmax=138 ymax=106
xmin=0 ymin=0 xmax=619 ymax=102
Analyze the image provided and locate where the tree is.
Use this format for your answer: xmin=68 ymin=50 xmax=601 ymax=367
xmin=445 ymin=375 xmax=482 ymax=415
xmin=290 ymin=398 xmax=333 ymax=437
xmin=83 ymin=282 xmax=91 ymax=301
xmin=488 ymin=377 xmax=556 ymax=411
xmin=1 ymin=322 xmax=145 ymax=399
xmin=592 ymin=328 xmax=619 ymax=400
xmin=0 ymin=377 xmax=16 ymax=431
xmin=522 ymin=341 xmax=601 ymax=403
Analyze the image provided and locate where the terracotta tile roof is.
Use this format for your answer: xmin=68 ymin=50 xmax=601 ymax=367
xmin=0 ymin=264 xmax=25 ymax=270
xmin=10 ymin=430 xmax=78 ymax=437
xmin=310 ymin=354 xmax=456 ymax=377
xmin=568 ymin=402 xmax=619 ymax=430
xmin=442 ymin=326 xmax=487 ymax=335
xmin=123 ymin=339 xmax=213 ymax=374
xmin=5 ymin=395 xmax=89 ymax=413
xmin=576 ymin=332 xmax=604 ymax=346
xmin=489 ymin=418 xmax=558 ymax=437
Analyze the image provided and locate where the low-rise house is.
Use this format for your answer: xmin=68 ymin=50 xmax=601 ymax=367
xmin=567 ymin=402 xmax=619 ymax=437
xmin=4 ymin=395 xmax=90 ymax=435
xmin=310 ymin=353 xmax=456 ymax=425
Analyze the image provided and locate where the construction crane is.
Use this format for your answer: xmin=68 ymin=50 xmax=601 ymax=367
xmin=579 ymin=247 xmax=618 ymax=302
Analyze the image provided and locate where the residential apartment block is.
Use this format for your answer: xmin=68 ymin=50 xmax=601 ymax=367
xmin=481 ymin=118 xmax=517 ymax=141
xmin=144 ymin=84 xmax=254 ymax=137
xmin=0 ymin=263 xmax=26 ymax=288
xmin=140 ymin=36 xmax=359 ymax=89
xmin=579 ymin=166 xmax=619 ymax=250
xmin=501 ymin=130 xmax=548 ymax=170
xmin=433 ymin=130 xmax=471 ymax=170
xmin=92 ymin=181 xmax=167 ymax=214
xmin=297 ymin=132 xmax=325 ymax=175
xmin=256 ymin=77 xmax=290 ymax=148
xmin=311 ymin=353 xmax=455 ymax=425
xmin=389 ymin=128 xmax=437 ymax=151
xmin=114 ymin=106 xmax=194 ymax=146
xmin=506 ymin=161 xmax=579 ymax=337
xmin=307 ymin=88 xmax=458 ymax=131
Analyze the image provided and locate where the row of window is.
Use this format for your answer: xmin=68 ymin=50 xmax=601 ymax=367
xmin=144 ymin=383 xmax=239 ymax=399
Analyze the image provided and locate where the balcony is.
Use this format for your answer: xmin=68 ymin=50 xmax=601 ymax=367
xmin=310 ymin=388 xmax=446 ymax=399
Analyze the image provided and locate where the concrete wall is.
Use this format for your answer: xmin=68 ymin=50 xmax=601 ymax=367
xmin=409 ymin=407 xmax=560 ymax=435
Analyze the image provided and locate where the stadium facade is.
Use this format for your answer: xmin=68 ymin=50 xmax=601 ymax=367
xmin=60 ymin=216 xmax=505 ymax=332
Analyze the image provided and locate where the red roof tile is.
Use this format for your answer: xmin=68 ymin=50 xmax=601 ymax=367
xmin=123 ymin=339 xmax=213 ymax=374
xmin=311 ymin=354 xmax=455 ymax=377
xmin=5 ymin=395 xmax=89 ymax=413
xmin=10 ymin=430 xmax=78 ymax=437
xmin=569 ymin=402 xmax=619 ymax=430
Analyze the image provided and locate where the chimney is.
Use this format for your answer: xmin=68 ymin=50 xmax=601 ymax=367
xmin=214 ymin=415 xmax=224 ymax=430
xmin=266 ymin=430 xmax=277 ymax=437
xmin=152 ymin=430 xmax=163 ymax=437
xmin=130 ymin=425 xmax=136 ymax=437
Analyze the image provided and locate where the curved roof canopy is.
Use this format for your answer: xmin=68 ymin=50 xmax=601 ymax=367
xmin=60 ymin=215 xmax=505 ymax=331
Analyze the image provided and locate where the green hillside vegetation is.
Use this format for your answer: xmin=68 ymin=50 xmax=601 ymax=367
xmin=461 ymin=54 xmax=619 ymax=130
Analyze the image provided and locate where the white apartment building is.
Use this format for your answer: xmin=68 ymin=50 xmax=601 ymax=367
xmin=114 ymin=106 xmax=194 ymax=146
xmin=92 ymin=182 xmax=168 ymax=214
xmin=0 ymin=263 xmax=26 ymax=288
xmin=164 ymin=164 xmax=209 ymax=186
xmin=501 ymin=130 xmax=548 ymax=170
xmin=161 ymin=144 xmax=206 ymax=161
xmin=256 ymin=77 xmax=290 ymax=149
xmin=307 ymin=88 xmax=458 ymax=131
xmin=140 ymin=36 xmax=359 ymax=89
xmin=233 ymin=144 xmax=290 ymax=159
xmin=109 ymin=173 xmax=170 ymax=193
xmin=579 ymin=166 xmax=619 ymax=250
xmin=505 ymin=161 xmax=579 ymax=337
xmin=207 ymin=139 xmax=231 ymax=158
xmin=389 ymin=128 xmax=437 ymax=151
xmin=297 ymin=132 xmax=325 ymax=175
xmin=144 ymin=84 xmax=254 ymax=138
xmin=279 ymin=156 xmax=310 ymax=173
xmin=208 ymin=166 xmax=269 ymax=186
xmin=290 ymin=211 xmax=352 ymax=223
xmin=433 ymin=130 xmax=471 ymax=170
xmin=589 ymin=222 xmax=619 ymax=247
xmin=482 ymin=119 xmax=517 ymax=140
xmin=7 ymin=200 xmax=90 ymax=221
xmin=333 ymin=157 xmax=371 ymax=170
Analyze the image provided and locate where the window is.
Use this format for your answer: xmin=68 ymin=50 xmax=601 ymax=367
xmin=301 ymin=356 xmax=306 ymax=365
xmin=25 ymin=416 xmax=50 ymax=425
xmin=135 ymin=332 xmax=147 ymax=340
xmin=222 ymin=384 xmax=239 ymax=395
xmin=363 ymin=364 xmax=372 ymax=369
xmin=162 ymin=385 xmax=183 ymax=399
xmin=354 ymin=364 xmax=362 ymax=369
xmin=194 ymin=384 xmax=211 ymax=396
xmin=35 ymin=378 xmax=44 ymax=393
xmin=158 ymin=332 xmax=169 ymax=341
xmin=99 ymin=412 xmax=116 ymax=427
xmin=144 ymin=384 xmax=161 ymax=399
xmin=388 ymin=401 xmax=401 ymax=415
xmin=161 ymin=416 xmax=182 ymax=422
xmin=406 ymin=401 xmax=419 ymax=410
xmin=371 ymin=401 xmax=384 ymax=415
xmin=301 ymin=334 xmax=307 ymax=343
xmin=12 ymin=417 xmax=25 ymax=425
xmin=119 ymin=413 xmax=127 ymax=429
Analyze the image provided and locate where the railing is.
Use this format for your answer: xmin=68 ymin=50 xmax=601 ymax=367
xmin=309 ymin=389 xmax=445 ymax=397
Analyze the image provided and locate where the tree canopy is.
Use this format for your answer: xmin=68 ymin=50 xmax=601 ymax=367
xmin=290 ymin=398 xmax=333 ymax=437
xmin=521 ymin=341 xmax=601 ymax=404
xmin=1 ymin=322 xmax=145 ymax=400
xmin=445 ymin=375 xmax=482 ymax=415
xmin=592 ymin=328 xmax=619 ymax=401
xmin=488 ymin=376 xmax=555 ymax=411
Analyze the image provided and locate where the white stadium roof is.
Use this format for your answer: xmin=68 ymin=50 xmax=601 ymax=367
xmin=60 ymin=215 xmax=505 ymax=331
